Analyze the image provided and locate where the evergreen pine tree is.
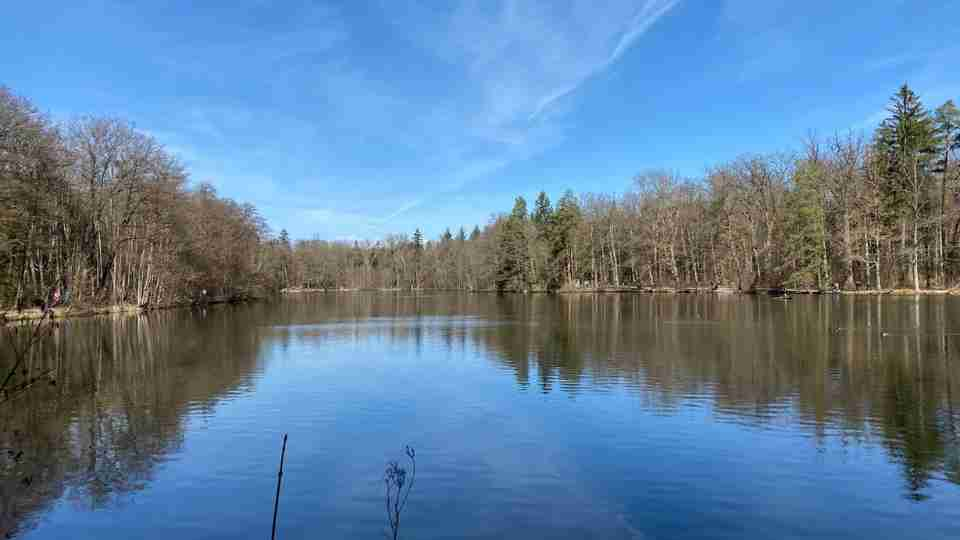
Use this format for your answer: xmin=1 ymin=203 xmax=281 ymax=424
xmin=784 ymin=162 xmax=828 ymax=288
xmin=412 ymin=228 xmax=424 ymax=251
xmin=412 ymin=228 xmax=424 ymax=289
xmin=548 ymin=190 xmax=581 ymax=289
xmin=531 ymin=191 xmax=554 ymax=286
xmin=496 ymin=197 xmax=530 ymax=291
xmin=532 ymin=191 xmax=552 ymax=229
xmin=875 ymin=84 xmax=937 ymax=289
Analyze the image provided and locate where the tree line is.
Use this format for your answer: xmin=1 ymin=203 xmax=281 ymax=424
xmin=279 ymin=84 xmax=959 ymax=293
xmin=0 ymin=86 xmax=292 ymax=309
xmin=4 ymin=83 xmax=960 ymax=307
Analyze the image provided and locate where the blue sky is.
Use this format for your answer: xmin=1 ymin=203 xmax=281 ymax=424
xmin=3 ymin=1 xmax=959 ymax=241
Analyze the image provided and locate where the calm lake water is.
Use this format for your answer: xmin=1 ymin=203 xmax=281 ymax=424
xmin=2 ymin=293 xmax=959 ymax=539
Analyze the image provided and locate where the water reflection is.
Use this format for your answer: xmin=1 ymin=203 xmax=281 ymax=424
xmin=268 ymin=293 xmax=960 ymax=500
xmin=1 ymin=293 xmax=959 ymax=538
xmin=1 ymin=307 xmax=268 ymax=537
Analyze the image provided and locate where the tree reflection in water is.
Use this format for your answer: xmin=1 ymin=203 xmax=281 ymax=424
xmin=1 ymin=307 xmax=265 ymax=537
xmin=0 ymin=293 xmax=958 ymax=537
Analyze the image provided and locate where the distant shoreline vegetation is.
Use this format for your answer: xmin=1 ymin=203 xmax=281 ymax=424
xmin=2 ymin=84 xmax=959 ymax=310
xmin=279 ymin=84 xmax=960 ymax=296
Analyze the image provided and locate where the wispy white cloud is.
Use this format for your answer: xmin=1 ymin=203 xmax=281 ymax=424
xmin=380 ymin=199 xmax=423 ymax=224
xmin=447 ymin=0 xmax=679 ymax=124
xmin=523 ymin=0 xmax=679 ymax=119
xmin=153 ymin=2 xmax=346 ymax=82
xmin=136 ymin=0 xmax=681 ymax=239
xmin=610 ymin=1 xmax=680 ymax=62
xmin=374 ymin=0 xmax=680 ymax=221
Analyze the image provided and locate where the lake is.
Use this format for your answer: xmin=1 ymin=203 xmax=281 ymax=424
xmin=2 ymin=293 xmax=959 ymax=539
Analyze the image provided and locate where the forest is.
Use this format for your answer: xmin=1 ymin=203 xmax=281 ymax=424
xmin=2 ymin=83 xmax=959 ymax=308
xmin=285 ymin=84 xmax=960 ymax=293
xmin=0 ymin=86 xmax=284 ymax=309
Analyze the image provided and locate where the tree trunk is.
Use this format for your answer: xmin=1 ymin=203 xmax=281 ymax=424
xmin=669 ymin=243 xmax=679 ymax=286
xmin=608 ymin=223 xmax=620 ymax=287
xmin=940 ymin=147 xmax=949 ymax=286
xmin=913 ymin=219 xmax=921 ymax=292
xmin=901 ymin=220 xmax=907 ymax=286
xmin=843 ymin=209 xmax=854 ymax=289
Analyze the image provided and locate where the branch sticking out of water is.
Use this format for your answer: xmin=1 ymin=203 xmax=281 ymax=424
xmin=1 ymin=290 xmax=60 ymax=398
xmin=271 ymin=433 xmax=288 ymax=540
xmin=385 ymin=445 xmax=416 ymax=540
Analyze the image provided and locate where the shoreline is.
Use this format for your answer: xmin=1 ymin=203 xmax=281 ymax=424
xmin=1 ymin=295 xmax=260 ymax=323
xmin=281 ymin=286 xmax=960 ymax=296
xmin=9 ymin=286 xmax=956 ymax=323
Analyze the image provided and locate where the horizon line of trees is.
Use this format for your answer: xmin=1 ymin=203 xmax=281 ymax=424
xmin=5 ymin=83 xmax=960 ymax=307
xmin=279 ymin=83 xmax=960 ymax=293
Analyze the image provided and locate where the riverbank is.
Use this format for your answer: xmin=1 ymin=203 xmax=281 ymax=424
xmin=10 ymin=286 xmax=953 ymax=323
xmin=1 ymin=294 xmax=262 ymax=323
xmin=282 ymin=286 xmax=960 ymax=296
xmin=567 ymin=287 xmax=960 ymax=296
xmin=2 ymin=303 xmax=142 ymax=322
xmin=752 ymin=287 xmax=958 ymax=296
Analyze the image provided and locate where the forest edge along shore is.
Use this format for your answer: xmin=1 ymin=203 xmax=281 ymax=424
xmin=4 ymin=84 xmax=960 ymax=316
